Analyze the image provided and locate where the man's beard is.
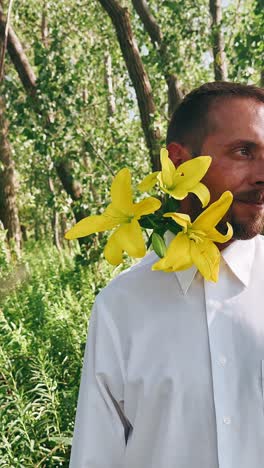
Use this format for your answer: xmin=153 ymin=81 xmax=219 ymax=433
xmin=221 ymin=189 xmax=264 ymax=240
xmin=230 ymin=209 xmax=264 ymax=239
xmin=187 ymin=189 xmax=264 ymax=240
xmin=229 ymin=190 xmax=264 ymax=240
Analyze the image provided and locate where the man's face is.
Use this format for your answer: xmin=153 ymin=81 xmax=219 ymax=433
xmin=190 ymin=98 xmax=264 ymax=239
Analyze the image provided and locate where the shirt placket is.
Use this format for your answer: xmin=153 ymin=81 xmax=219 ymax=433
xmin=204 ymin=265 xmax=236 ymax=468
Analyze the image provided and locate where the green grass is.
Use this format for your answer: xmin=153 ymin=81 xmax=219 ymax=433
xmin=0 ymin=240 xmax=129 ymax=467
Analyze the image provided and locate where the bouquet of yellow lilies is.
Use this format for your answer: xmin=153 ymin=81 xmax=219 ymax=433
xmin=65 ymin=148 xmax=233 ymax=282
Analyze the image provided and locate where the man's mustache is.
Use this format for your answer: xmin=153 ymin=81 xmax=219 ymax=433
xmin=234 ymin=190 xmax=264 ymax=204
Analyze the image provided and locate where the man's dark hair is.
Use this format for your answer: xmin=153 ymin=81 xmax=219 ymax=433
xmin=166 ymin=81 xmax=264 ymax=156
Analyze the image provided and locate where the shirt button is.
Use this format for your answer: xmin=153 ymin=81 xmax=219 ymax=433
xmin=223 ymin=416 xmax=231 ymax=425
xmin=219 ymin=355 xmax=227 ymax=366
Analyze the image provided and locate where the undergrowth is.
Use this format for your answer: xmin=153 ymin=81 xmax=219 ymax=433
xmin=0 ymin=240 xmax=129 ymax=467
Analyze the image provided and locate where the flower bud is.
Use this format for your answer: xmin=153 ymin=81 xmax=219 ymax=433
xmin=152 ymin=233 xmax=166 ymax=258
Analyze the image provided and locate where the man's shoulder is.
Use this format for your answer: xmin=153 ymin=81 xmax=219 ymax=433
xmin=98 ymin=252 xmax=159 ymax=300
xmin=95 ymin=250 xmax=180 ymax=313
xmin=93 ymin=251 xmax=172 ymax=326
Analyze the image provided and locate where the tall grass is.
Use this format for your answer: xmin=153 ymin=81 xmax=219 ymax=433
xmin=0 ymin=240 xmax=127 ymax=466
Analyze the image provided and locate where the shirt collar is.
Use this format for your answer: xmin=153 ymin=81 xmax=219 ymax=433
xmin=164 ymin=231 xmax=256 ymax=295
xmin=221 ymin=237 xmax=255 ymax=287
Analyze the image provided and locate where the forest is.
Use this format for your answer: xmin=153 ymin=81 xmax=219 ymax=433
xmin=0 ymin=0 xmax=263 ymax=466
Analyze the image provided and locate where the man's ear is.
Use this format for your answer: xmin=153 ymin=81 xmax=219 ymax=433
xmin=167 ymin=142 xmax=191 ymax=168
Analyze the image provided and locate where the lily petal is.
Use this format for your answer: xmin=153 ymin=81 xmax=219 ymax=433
xmin=207 ymin=222 xmax=233 ymax=243
xmin=118 ymin=219 xmax=146 ymax=258
xmin=176 ymin=156 xmax=212 ymax=190
xmin=188 ymin=182 xmax=210 ymax=208
xmin=190 ymin=239 xmax=220 ymax=282
xmin=192 ymin=191 xmax=233 ymax=232
xmin=103 ymin=204 xmax=130 ymax=224
xmin=152 ymin=232 xmax=192 ymax=271
xmin=104 ymin=228 xmax=123 ymax=265
xmin=160 ymin=148 xmax=176 ymax=189
xmin=111 ymin=168 xmax=133 ymax=213
xmin=104 ymin=220 xmax=146 ymax=264
xmin=65 ymin=214 xmax=117 ymax=239
xmin=133 ymin=197 xmax=161 ymax=218
xmin=138 ymin=172 xmax=159 ymax=192
xmin=163 ymin=212 xmax=191 ymax=230
xmin=161 ymin=184 xmax=188 ymax=200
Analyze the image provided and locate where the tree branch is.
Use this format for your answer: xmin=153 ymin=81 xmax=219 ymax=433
xmin=132 ymin=0 xmax=182 ymax=116
xmin=0 ymin=0 xmax=14 ymax=80
xmin=98 ymin=0 xmax=161 ymax=170
xmin=209 ymin=0 xmax=228 ymax=81
xmin=132 ymin=0 xmax=162 ymax=46
xmin=0 ymin=9 xmax=37 ymax=94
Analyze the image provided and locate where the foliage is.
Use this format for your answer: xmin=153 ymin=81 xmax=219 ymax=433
xmin=2 ymin=0 xmax=262 ymax=245
xmin=0 ymin=241 xmax=130 ymax=466
xmin=224 ymin=0 xmax=264 ymax=83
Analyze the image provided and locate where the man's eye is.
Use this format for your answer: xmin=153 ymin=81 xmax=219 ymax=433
xmin=236 ymin=147 xmax=250 ymax=157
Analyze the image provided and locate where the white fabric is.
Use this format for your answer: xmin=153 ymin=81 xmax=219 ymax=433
xmin=69 ymin=234 xmax=264 ymax=468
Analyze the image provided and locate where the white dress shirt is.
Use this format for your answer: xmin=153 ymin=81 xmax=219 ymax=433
xmin=69 ymin=234 xmax=264 ymax=468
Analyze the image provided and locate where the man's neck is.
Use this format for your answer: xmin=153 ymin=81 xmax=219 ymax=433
xmin=216 ymin=239 xmax=235 ymax=251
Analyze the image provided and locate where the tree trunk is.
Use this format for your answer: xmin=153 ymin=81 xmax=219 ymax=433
xmin=48 ymin=176 xmax=61 ymax=251
xmin=60 ymin=212 xmax=68 ymax=250
xmin=55 ymin=159 xmax=91 ymax=248
xmin=132 ymin=0 xmax=183 ymax=117
xmin=0 ymin=6 xmax=37 ymax=97
xmin=82 ymin=148 xmax=99 ymax=204
xmin=20 ymin=224 xmax=27 ymax=242
xmin=209 ymin=0 xmax=228 ymax=81
xmin=41 ymin=2 xmax=49 ymax=48
xmin=98 ymin=0 xmax=161 ymax=171
xmin=0 ymin=96 xmax=21 ymax=258
xmin=104 ymin=51 xmax=116 ymax=116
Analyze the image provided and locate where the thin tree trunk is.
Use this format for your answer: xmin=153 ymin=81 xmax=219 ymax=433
xmin=60 ymin=212 xmax=68 ymax=250
xmin=261 ymin=70 xmax=264 ymax=87
xmin=0 ymin=0 xmax=14 ymax=80
xmin=209 ymin=0 xmax=228 ymax=81
xmin=48 ymin=176 xmax=61 ymax=251
xmin=104 ymin=51 xmax=116 ymax=116
xmin=0 ymin=96 xmax=21 ymax=258
xmin=41 ymin=2 xmax=49 ymax=48
xmin=55 ymin=159 xmax=91 ymax=248
xmin=42 ymin=6 xmax=61 ymax=252
xmin=132 ymin=0 xmax=183 ymax=117
xmin=82 ymin=148 xmax=99 ymax=204
xmin=98 ymin=0 xmax=161 ymax=171
xmin=21 ymin=224 xmax=27 ymax=242
xmin=0 ymin=6 xmax=37 ymax=97
xmin=34 ymin=222 xmax=40 ymax=241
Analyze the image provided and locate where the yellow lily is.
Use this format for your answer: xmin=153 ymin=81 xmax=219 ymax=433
xmin=138 ymin=148 xmax=212 ymax=208
xmin=152 ymin=191 xmax=233 ymax=282
xmin=65 ymin=168 xmax=161 ymax=265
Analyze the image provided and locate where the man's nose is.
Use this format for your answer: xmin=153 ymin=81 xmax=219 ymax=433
xmin=251 ymin=159 xmax=264 ymax=186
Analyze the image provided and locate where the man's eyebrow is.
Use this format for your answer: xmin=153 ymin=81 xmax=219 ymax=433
xmin=223 ymin=139 xmax=258 ymax=148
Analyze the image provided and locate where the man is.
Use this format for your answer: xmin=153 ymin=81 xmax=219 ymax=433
xmin=69 ymin=82 xmax=264 ymax=468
